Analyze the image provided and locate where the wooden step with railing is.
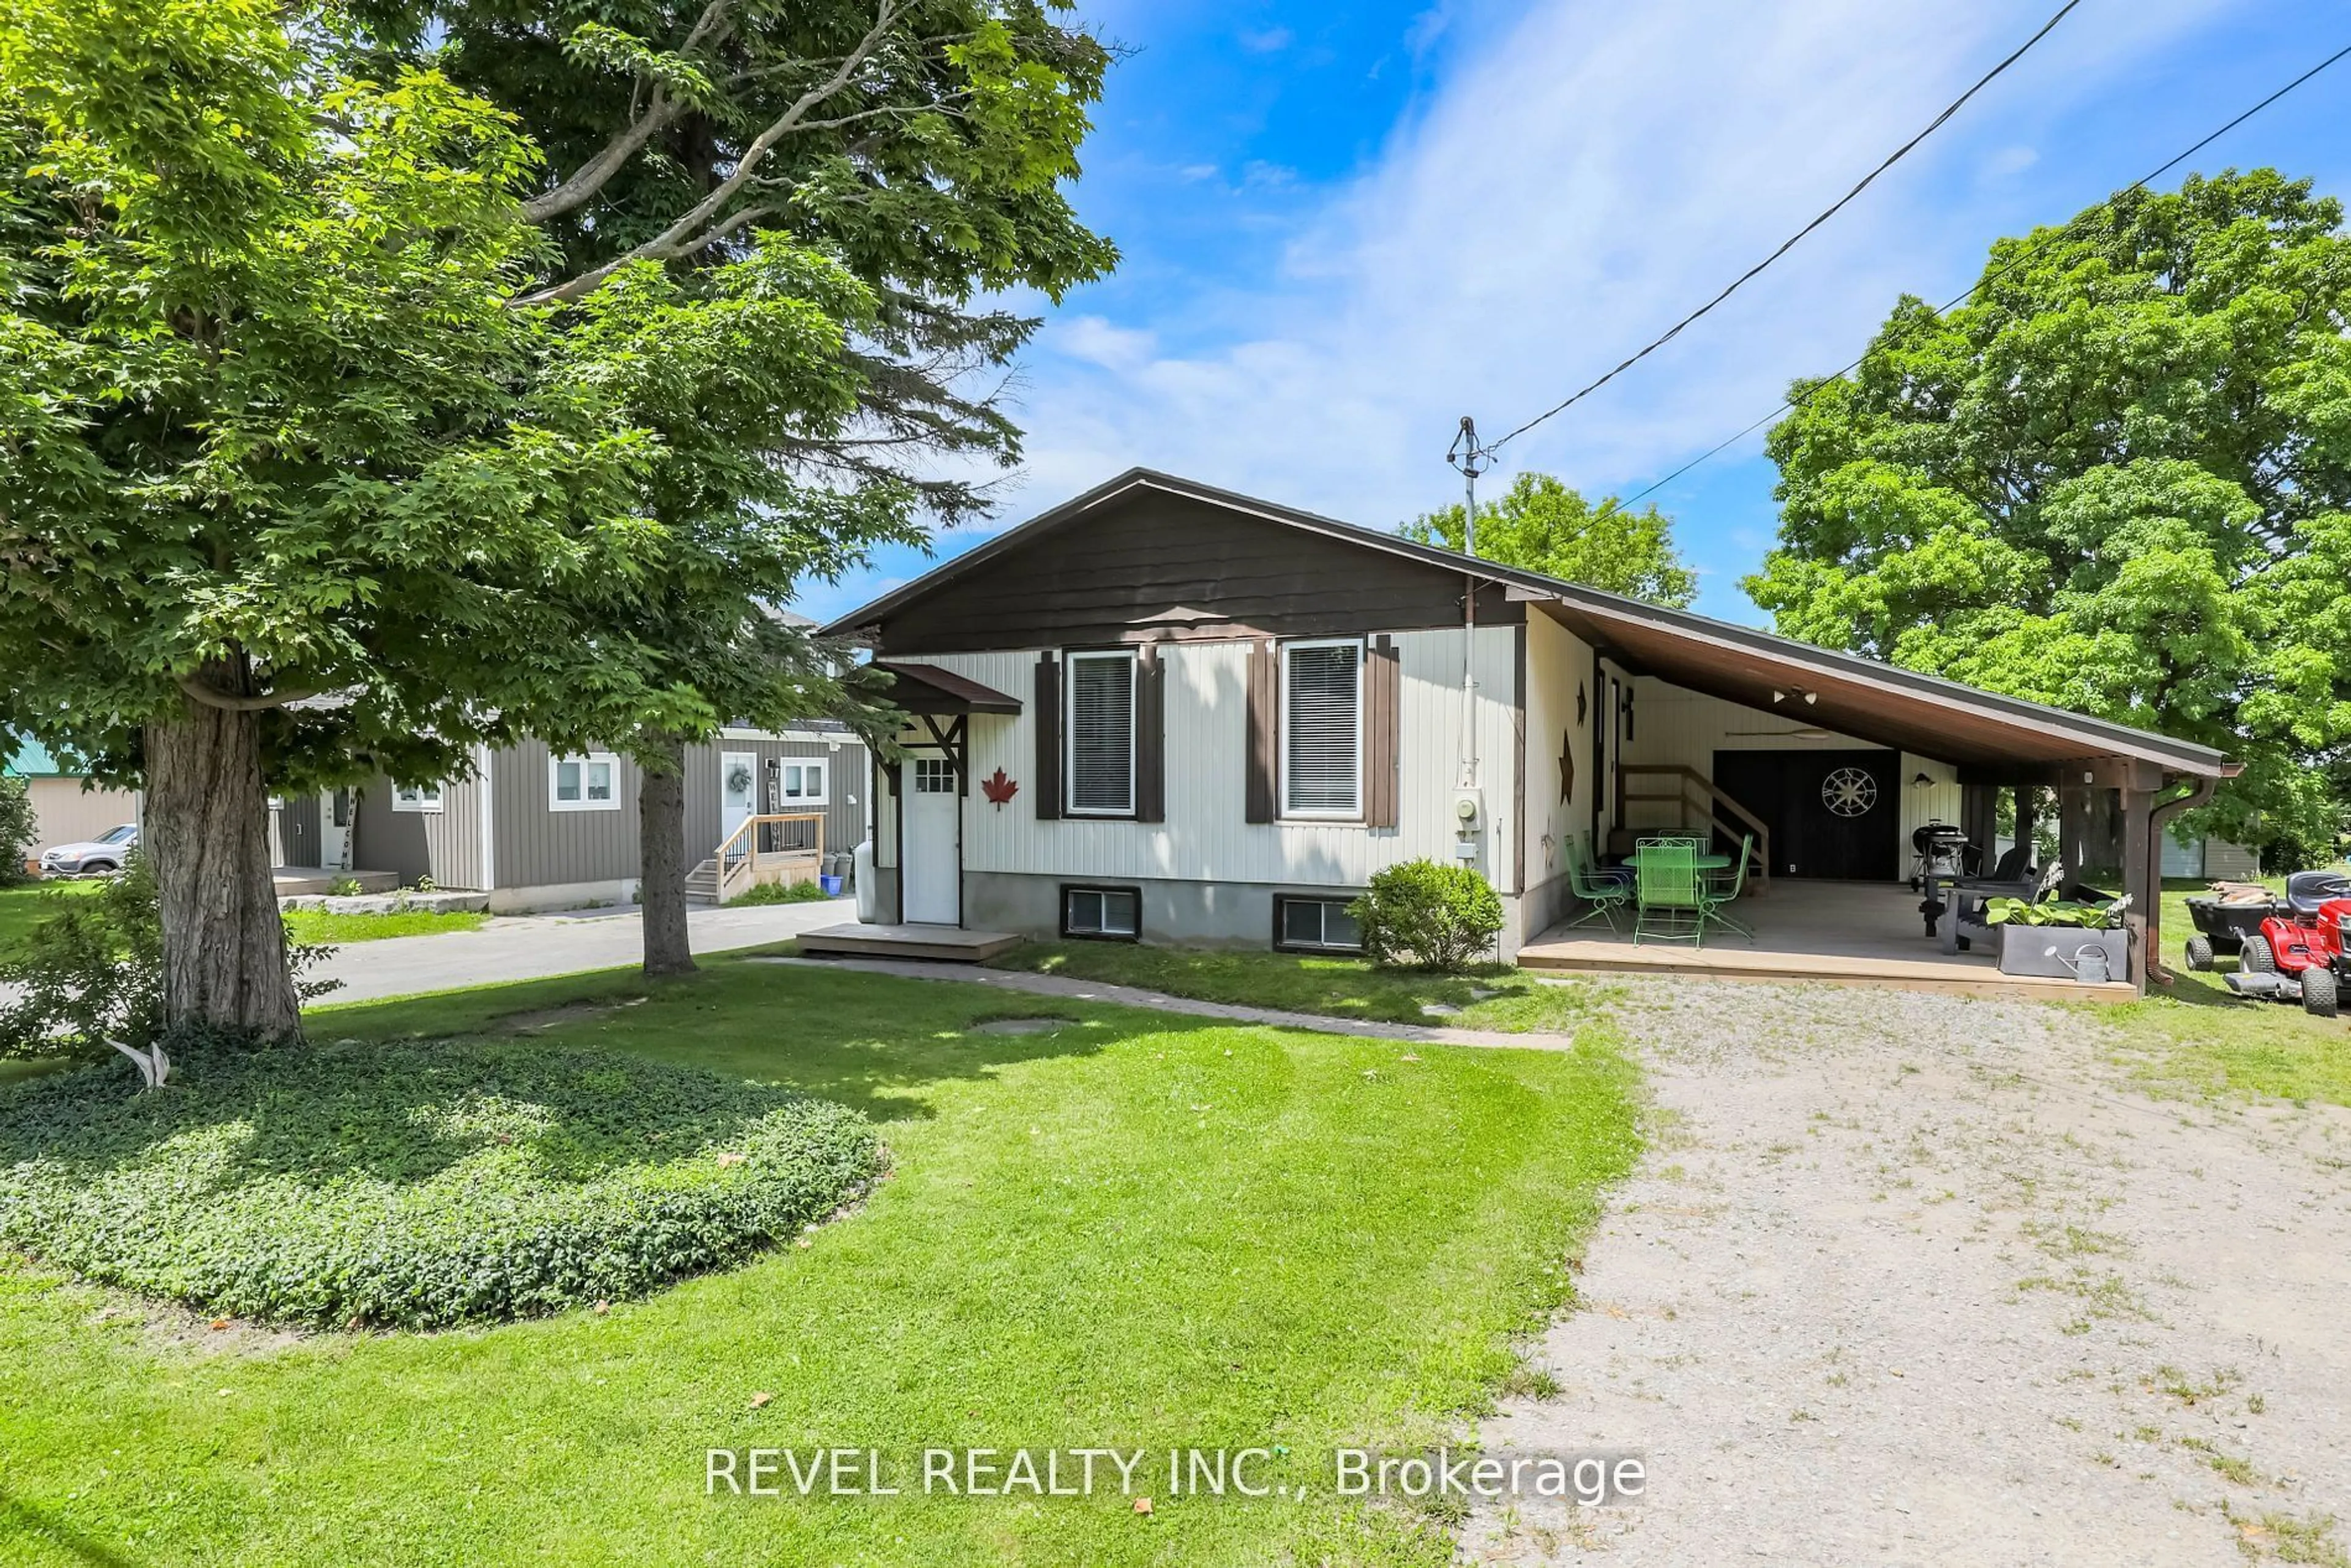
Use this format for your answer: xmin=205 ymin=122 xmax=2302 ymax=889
xmin=1618 ymin=764 xmax=1772 ymax=895
xmin=703 ymin=812 xmax=827 ymax=906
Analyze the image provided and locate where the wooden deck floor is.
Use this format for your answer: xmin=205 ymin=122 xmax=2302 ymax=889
xmin=1520 ymin=880 xmax=2139 ymax=1003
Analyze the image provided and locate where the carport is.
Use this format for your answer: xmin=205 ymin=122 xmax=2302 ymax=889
xmin=1510 ymin=582 xmax=2237 ymax=996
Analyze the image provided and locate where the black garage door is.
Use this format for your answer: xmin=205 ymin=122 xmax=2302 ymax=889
xmin=1710 ymin=748 xmax=1900 ymax=882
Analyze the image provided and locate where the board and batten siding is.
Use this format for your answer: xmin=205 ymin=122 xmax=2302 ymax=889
xmin=354 ymin=773 xmax=487 ymax=888
xmin=1615 ymin=680 xmax=1960 ymax=880
xmin=491 ymin=737 xmax=640 ymax=891
xmin=902 ymin=627 xmax=1522 ymax=891
xmin=685 ymin=735 xmax=868 ymax=863
xmin=271 ymin=793 xmax=322 ymax=869
xmin=867 ymin=488 xmax=1524 ymax=655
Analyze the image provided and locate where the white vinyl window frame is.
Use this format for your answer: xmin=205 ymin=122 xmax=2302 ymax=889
xmin=549 ymin=752 xmax=621 ymax=812
xmin=390 ymin=781 xmax=444 ymax=814
xmin=781 ymin=760 xmax=828 ymax=806
xmin=1279 ymin=637 xmax=1365 ymax=820
xmin=1063 ymin=648 xmax=1139 ymax=817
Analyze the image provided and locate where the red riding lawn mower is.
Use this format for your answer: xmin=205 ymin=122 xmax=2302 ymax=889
xmin=2214 ymin=870 xmax=2351 ymax=1018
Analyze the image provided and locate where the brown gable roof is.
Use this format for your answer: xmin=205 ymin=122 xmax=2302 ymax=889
xmin=825 ymin=468 xmax=2232 ymax=778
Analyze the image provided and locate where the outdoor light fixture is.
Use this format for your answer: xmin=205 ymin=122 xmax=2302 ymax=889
xmin=1911 ymin=771 xmax=1933 ymax=790
xmin=1771 ymin=686 xmax=1820 ymax=706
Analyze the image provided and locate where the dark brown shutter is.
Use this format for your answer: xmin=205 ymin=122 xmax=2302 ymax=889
xmin=1136 ymin=644 xmax=1165 ymax=823
xmin=1033 ymin=652 xmax=1060 ymax=820
xmin=1245 ymin=639 xmax=1277 ymax=823
xmin=1365 ymin=635 xmax=1401 ymax=829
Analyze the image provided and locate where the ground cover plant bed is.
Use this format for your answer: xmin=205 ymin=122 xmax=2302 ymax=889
xmin=0 ymin=958 xmax=1638 ymax=1567
xmin=0 ymin=1038 xmax=882 ymax=1329
xmin=990 ymin=940 xmax=1611 ymax=1031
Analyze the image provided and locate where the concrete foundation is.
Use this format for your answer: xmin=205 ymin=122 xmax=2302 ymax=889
xmin=959 ymin=869 xmax=1524 ymax=960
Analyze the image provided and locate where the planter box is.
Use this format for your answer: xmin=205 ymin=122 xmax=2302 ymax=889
xmin=1997 ymin=924 xmax=2129 ymax=983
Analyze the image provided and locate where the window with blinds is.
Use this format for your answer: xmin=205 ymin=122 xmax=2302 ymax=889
xmin=1065 ymin=650 xmax=1136 ymax=814
xmin=1282 ymin=639 xmax=1362 ymax=817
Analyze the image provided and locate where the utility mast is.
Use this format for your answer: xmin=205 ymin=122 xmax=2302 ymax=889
xmin=1444 ymin=415 xmax=1496 ymax=793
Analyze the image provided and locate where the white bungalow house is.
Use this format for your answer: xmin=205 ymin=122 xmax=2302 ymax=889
xmin=816 ymin=470 xmax=2233 ymax=996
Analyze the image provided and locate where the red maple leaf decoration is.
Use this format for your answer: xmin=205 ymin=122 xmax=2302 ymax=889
xmin=980 ymin=767 xmax=1019 ymax=806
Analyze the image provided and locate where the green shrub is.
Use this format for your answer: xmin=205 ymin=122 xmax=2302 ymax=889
xmin=0 ymin=855 xmax=163 ymax=1056
xmin=0 ymin=854 xmax=335 ymax=1059
xmin=1349 ymin=860 xmax=1504 ymax=972
xmin=0 ymin=1038 xmax=883 ymax=1329
xmin=730 ymin=877 xmax=834 ymax=906
xmin=0 ymin=773 xmax=34 ymax=885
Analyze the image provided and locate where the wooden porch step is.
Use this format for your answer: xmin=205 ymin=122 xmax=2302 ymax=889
xmin=794 ymin=923 xmax=1024 ymax=963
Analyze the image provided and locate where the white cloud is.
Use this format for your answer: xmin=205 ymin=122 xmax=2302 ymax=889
xmin=1237 ymin=25 xmax=1292 ymax=53
xmin=1003 ymin=0 xmax=2233 ymax=550
xmin=1052 ymin=315 xmax=1160 ymax=372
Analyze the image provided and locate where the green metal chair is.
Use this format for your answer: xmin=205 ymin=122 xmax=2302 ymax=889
xmin=1565 ymin=836 xmax=1633 ymax=934
xmin=1700 ymin=833 xmax=1754 ymax=940
xmin=1635 ymin=842 xmax=1704 ymax=947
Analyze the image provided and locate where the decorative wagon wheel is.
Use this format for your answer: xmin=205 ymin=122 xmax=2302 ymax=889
xmin=1820 ymin=766 xmax=1879 ymax=817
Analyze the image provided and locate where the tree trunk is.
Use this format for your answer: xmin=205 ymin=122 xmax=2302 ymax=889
xmin=639 ymin=732 xmax=696 ymax=977
xmin=144 ymin=694 xmax=302 ymax=1041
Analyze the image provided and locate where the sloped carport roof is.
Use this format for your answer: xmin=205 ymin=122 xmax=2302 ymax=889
xmin=827 ymin=468 xmax=2232 ymax=780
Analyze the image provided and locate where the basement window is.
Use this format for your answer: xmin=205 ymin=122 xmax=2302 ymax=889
xmin=1275 ymin=896 xmax=1363 ymax=953
xmin=1062 ymin=884 xmax=1141 ymax=941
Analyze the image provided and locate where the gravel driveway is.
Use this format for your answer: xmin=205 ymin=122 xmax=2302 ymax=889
xmin=1466 ymin=979 xmax=2351 ymax=1567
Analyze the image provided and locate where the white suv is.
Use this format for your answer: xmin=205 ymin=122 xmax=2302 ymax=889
xmin=40 ymin=823 xmax=138 ymax=876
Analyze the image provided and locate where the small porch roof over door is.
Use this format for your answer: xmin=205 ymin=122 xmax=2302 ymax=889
xmin=870 ymin=661 xmax=1022 ymax=716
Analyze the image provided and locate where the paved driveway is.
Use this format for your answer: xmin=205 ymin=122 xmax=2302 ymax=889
xmin=310 ymin=898 xmax=853 ymax=1005
xmin=1465 ymin=979 xmax=2351 ymax=1566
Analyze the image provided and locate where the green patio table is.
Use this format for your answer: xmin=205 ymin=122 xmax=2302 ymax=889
xmin=1628 ymin=849 xmax=1733 ymax=872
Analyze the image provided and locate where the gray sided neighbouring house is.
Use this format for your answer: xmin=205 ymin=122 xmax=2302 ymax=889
xmin=349 ymin=730 xmax=868 ymax=911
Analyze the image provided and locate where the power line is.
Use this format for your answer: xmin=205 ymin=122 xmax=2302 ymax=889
xmin=1570 ymin=37 xmax=2351 ymax=529
xmin=1490 ymin=0 xmax=2085 ymax=451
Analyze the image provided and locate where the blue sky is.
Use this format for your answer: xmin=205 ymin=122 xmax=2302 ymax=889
xmin=792 ymin=0 xmax=2351 ymax=628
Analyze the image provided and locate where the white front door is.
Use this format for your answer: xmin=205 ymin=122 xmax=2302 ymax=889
xmin=320 ymin=789 xmax=353 ymax=871
xmin=719 ymin=752 xmax=756 ymax=859
xmin=901 ymin=755 xmax=960 ymax=926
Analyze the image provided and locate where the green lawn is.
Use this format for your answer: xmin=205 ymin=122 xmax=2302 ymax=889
xmin=991 ymin=940 xmax=1611 ymax=1032
xmin=2104 ymin=877 xmax=2351 ymax=1108
xmin=0 ymin=957 xmax=1640 ymax=1567
xmin=282 ymin=906 xmax=489 ymax=943
xmin=0 ymin=880 xmax=98 ymax=960
xmin=2 ymin=882 xmax=484 ymax=956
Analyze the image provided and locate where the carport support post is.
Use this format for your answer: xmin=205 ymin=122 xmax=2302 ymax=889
xmin=2121 ymin=786 xmax=2154 ymax=995
xmin=2058 ymin=786 xmax=2084 ymax=886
